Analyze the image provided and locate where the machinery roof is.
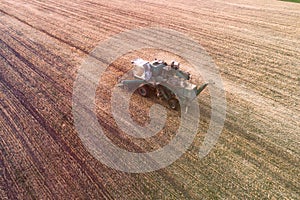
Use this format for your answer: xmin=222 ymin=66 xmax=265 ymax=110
xmin=132 ymin=58 xmax=149 ymax=67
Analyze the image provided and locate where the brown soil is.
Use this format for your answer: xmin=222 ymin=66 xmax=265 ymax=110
xmin=0 ymin=0 xmax=299 ymax=199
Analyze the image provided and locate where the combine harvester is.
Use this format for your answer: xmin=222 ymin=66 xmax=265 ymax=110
xmin=118 ymin=58 xmax=209 ymax=111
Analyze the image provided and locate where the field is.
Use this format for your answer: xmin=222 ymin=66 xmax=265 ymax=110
xmin=0 ymin=0 xmax=299 ymax=199
xmin=281 ymin=0 xmax=300 ymax=3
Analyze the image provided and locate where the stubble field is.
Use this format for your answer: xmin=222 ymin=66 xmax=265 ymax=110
xmin=0 ymin=0 xmax=299 ymax=199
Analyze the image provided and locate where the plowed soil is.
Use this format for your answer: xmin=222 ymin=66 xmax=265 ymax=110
xmin=0 ymin=0 xmax=299 ymax=199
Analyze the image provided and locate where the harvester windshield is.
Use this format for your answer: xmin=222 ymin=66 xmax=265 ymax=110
xmin=132 ymin=58 xmax=152 ymax=80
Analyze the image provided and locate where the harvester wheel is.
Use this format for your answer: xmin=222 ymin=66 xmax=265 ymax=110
xmin=137 ymin=85 xmax=150 ymax=97
xmin=168 ymin=98 xmax=179 ymax=110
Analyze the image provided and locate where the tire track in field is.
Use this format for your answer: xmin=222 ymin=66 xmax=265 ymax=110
xmin=0 ymin=55 xmax=113 ymax=198
xmin=0 ymin=0 xmax=299 ymax=198
xmin=96 ymin=61 xmax=298 ymax=198
xmin=1 ymin=10 xmax=296 ymax=197
xmin=0 ymin=1 xmax=130 ymax=51
xmin=0 ymin=59 xmax=114 ymax=199
xmin=98 ymin=76 xmax=300 ymax=197
xmin=0 ymin=89 xmax=55 ymax=199
xmin=0 ymin=37 xmax=72 ymax=108
xmin=0 ymin=137 xmax=17 ymax=199
xmin=0 ymin=54 xmax=196 ymax=199
xmin=0 ymin=30 xmax=199 ymax=199
xmin=2 ymin=0 xmax=298 ymax=88
xmin=0 ymin=27 xmax=73 ymax=93
xmin=0 ymin=8 xmax=90 ymax=53
xmin=223 ymin=114 xmax=300 ymax=193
